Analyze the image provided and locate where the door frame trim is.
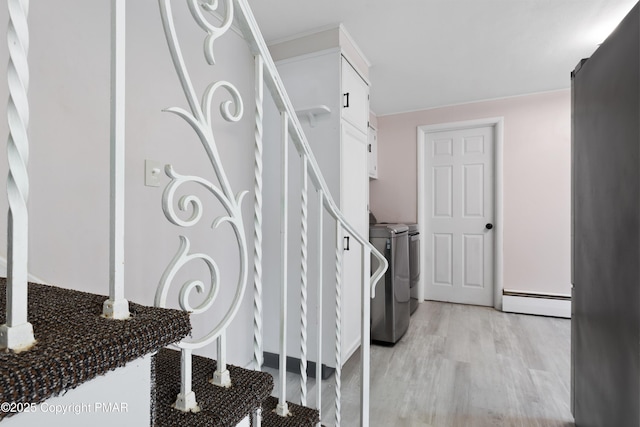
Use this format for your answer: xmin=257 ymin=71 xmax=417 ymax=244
xmin=417 ymin=117 xmax=504 ymax=310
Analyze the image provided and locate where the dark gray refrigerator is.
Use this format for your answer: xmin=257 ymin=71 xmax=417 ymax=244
xmin=572 ymin=3 xmax=639 ymax=426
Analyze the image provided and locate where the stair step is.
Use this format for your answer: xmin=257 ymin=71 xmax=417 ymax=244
xmin=0 ymin=279 xmax=191 ymax=422
xmin=261 ymin=396 xmax=320 ymax=427
xmin=153 ymin=348 xmax=273 ymax=427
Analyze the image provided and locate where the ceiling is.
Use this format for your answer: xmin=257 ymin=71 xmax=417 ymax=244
xmin=247 ymin=0 xmax=637 ymax=116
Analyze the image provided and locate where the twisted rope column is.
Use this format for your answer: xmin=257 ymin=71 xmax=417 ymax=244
xmin=252 ymin=55 xmax=264 ymax=374
xmin=299 ymin=157 xmax=309 ymax=406
xmin=1 ymin=0 xmax=35 ymax=351
xmin=333 ymin=223 xmax=343 ymax=427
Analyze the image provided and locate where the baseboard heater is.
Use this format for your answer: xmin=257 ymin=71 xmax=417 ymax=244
xmin=502 ymin=290 xmax=571 ymax=319
xmin=263 ymin=352 xmax=335 ymax=380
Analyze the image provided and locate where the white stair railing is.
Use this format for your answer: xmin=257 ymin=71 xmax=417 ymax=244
xmin=153 ymin=1 xmax=388 ymax=425
xmin=233 ymin=2 xmax=388 ymax=427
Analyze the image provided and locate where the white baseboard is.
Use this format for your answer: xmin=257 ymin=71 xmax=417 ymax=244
xmin=0 ymin=255 xmax=48 ymax=284
xmin=343 ymin=336 xmax=361 ymax=366
xmin=502 ymin=292 xmax=571 ymax=318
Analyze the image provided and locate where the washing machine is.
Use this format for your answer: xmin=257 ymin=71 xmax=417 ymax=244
xmin=369 ymin=223 xmax=410 ymax=344
xmin=406 ymin=224 xmax=420 ymax=315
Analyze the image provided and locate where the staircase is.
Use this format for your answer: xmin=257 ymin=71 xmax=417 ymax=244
xmin=153 ymin=349 xmax=274 ymax=427
xmin=0 ymin=280 xmax=191 ymax=425
xmin=0 ymin=0 xmax=387 ymax=426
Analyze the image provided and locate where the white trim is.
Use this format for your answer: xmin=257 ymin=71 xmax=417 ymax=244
xmin=502 ymin=295 xmax=571 ymax=318
xmin=274 ymin=47 xmax=341 ymax=67
xmin=267 ymin=23 xmax=340 ymax=46
xmin=340 ymin=54 xmax=371 ymax=87
xmin=0 ymin=256 xmax=47 ymax=284
xmin=343 ymin=338 xmax=360 ymax=366
xmin=417 ymin=117 xmax=505 ymax=310
xmin=265 ymin=22 xmax=373 ymax=68
xmin=504 ymin=289 xmax=571 ymax=299
xmin=379 ymin=88 xmax=570 ymax=118
xmin=338 ymin=24 xmax=372 ymax=67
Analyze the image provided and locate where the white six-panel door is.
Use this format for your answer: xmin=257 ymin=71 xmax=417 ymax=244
xmin=425 ymin=126 xmax=494 ymax=306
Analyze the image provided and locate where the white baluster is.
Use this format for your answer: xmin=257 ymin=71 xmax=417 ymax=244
xmin=315 ymin=189 xmax=324 ymax=425
xmin=276 ymin=112 xmax=290 ymax=417
xmin=211 ymin=333 xmax=231 ymax=387
xmin=175 ymin=348 xmax=199 ymax=412
xmin=252 ymin=408 xmax=262 ymax=427
xmin=252 ymin=54 xmax=264 ymax=374
xmin=103 ymin=0 xmax=130 ymax=320
xmin=334 ymin=222 xmax=343 ymax=427
xmin=360 ymin=246 xmax=370 ymax=426
xmin=0 ymin=0 xmax=34 ymax=352
xmin=299 ymin=156 xmax=309 ymax=406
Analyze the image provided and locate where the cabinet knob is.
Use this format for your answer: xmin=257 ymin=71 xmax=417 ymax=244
xmin=343 ymin=92 xmax=350 ymax=108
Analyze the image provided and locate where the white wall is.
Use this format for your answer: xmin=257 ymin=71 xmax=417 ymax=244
xmin=0 ymin=1 xmax=257 ymax=366
xmin=371 ymin=90 xmax=571 ymax=295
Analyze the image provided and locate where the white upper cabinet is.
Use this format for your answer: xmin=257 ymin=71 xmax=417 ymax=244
xmin=341 ymin=57 xmax=369 ymax=133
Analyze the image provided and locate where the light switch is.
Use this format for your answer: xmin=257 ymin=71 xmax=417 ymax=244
xmin=145 ymin=159 xmax=163 ymax=187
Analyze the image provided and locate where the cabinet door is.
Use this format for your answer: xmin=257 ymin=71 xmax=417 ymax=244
xmin=340 ymin=121 xmax=369 ymax=359
xmin=368 ymin=125 xmax=378 ymax=179
xmin=341 ymin=57 xmax=369 ymax=133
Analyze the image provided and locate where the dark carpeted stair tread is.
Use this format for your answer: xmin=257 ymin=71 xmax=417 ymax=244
xmin=153 ymin=348 xmax=273 ymax=427
xmin=261 ymin=396 xmax=320 ymax=427
xmin=0 ymin=279 xmax=191 ymax=420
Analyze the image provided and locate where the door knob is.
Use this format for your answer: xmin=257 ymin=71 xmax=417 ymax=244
xmin=485 ymin=223 xmax=493 ymax=230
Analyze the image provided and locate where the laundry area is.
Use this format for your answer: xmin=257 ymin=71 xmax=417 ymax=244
xmin=368 ymin=217 xmax=420 ymax=345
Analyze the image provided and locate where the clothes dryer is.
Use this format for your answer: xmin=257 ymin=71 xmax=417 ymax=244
xmin=369 ymin=224 xmax=410 ymax=344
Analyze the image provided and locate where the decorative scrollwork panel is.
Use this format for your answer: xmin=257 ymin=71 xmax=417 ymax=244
xmin=155 ymin=0 xmax=248 ymax=351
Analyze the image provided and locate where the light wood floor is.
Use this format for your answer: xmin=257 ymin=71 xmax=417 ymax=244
xmin=267 ymin=301 xmax=575 ymax=427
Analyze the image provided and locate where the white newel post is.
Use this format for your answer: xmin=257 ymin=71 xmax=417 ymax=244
xmin=0 ymin=0 xmax=35 ymax=351
xmin=103 ymin=0 xmax=130 ymax=319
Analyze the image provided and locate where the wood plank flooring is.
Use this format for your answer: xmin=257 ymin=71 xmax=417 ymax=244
xmin=266 ymin=301 xmax=574 ymax=427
